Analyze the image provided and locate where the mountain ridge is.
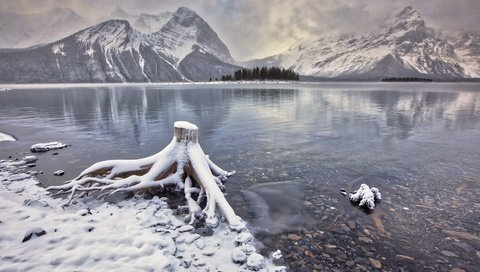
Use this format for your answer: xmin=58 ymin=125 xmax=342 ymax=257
xmin=0 ymin=6 xmax=239 ymax=83
xmin=244 ymin=6 xmax=480 ymax=80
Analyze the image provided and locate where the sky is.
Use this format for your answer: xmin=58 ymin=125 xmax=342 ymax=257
xmin=1 ymin=0 xmax=479 ymax=61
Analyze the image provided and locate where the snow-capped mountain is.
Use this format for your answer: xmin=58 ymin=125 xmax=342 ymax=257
xmin=245 ymin=6 xmax=480 ymax=79
xmin=0 ymin=7 xmax=238 ymax=83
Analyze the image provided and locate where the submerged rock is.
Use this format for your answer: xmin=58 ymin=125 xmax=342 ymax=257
xmin=53 ymin=170 xmax=65 ymax=176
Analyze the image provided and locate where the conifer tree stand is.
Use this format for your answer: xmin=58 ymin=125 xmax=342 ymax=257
xmin=47 ymin=121 xmax=245 ymax=230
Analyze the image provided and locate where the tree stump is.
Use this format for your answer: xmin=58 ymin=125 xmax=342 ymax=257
xmin=48 ymin=121 xmax=245 ymax=230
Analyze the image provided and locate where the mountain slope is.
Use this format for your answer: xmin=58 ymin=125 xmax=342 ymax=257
xmin=246 ymin=6 xmax=480 ymax=79
xmin=0 ymin=7 xmax=238 ymax=83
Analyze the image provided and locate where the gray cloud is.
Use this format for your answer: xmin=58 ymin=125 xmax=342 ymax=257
xmin=1 ymin=0 xmax=479 ymax=61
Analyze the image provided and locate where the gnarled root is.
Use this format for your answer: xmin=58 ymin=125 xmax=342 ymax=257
xmin=47 ymin=121 xmax=245 ymax=230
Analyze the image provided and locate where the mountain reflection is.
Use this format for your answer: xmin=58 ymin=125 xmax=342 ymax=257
xmin=0 ymin=85 xmax=478 ymax=146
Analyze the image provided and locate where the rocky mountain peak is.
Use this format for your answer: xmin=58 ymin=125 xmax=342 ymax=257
xmin=389 ymin=6 xmax=425 ymax=31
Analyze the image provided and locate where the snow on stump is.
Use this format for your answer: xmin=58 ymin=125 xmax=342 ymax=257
xmin=47 ymin=121 xmax=245 ymax=230
xmin=349 ymin=184 xmax=381 ymax=210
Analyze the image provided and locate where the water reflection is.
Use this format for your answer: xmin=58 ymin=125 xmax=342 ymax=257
xmin=1 ymin=84 xmax=480 ymax=269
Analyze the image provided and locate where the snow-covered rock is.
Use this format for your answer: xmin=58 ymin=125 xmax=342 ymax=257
xmin=53 ymin=170 xmax=65 ymax=176
xmin=349 ymin=184 xmax=382 ymax=210
xmin=234 ymin=232 xmax=253 ymax=246
xmin=21 ymin=227 xmax=47 ymax=243
xmin=247 ymin=253 xmax=266 ymax=271
xmin=232 ymin=248 xmax=247 ymax=264
xmin=30 ymin=142 xmax=68 ymax=152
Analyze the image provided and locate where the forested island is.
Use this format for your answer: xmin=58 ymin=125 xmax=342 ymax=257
xmin=382 ymin=77 xmax=433 ymax=82
xmin=220 ymin=67 xmax=300 ymax=81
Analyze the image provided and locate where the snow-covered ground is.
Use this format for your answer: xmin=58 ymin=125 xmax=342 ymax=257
xmin=0 ymin=157 xmax=284 ymax=271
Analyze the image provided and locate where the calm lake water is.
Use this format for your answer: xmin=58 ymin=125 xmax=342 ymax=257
xmin=1 ymin=83 xmax=479 ymax=271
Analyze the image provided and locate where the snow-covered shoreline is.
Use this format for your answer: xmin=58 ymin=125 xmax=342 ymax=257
xmin=0 ymin=157 xmax=284 ymax=271
xmin=0 ymin=131 xmax=16 ymax=142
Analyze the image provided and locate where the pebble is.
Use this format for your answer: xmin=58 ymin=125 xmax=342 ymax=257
xmin=193 ymin=227 xmax=214 ymax=237
xmin=347 ymin=220 xmax=356 ymax=229
xmin=441 ymin=250 xmax=458 ymax=258
xmin=177 ymin=225 xmax=194 ymax=233
xmin=194 ymin=239 xmax=206 ymax=250
xmin=184 ymin=234 xmax=201 ymax=245
xmin=287 ymin=234 xmax=302 ymax=241
xmin=395 ymin=254 xmax=415 ymax=262
xmin=358 ymin=236 xmax=373 ymax=244
xmin=246 ymin=253 xmax=265 ymax=271
xmin=234 ymin=233 xmax=253 ymax=245
xmin=346 ymin=260 xmax=354 ymax=266
xmin=354 ymin=257 xmax=369 ymax=265
xmin=402 ymin=207 xmax=410 ymax=211
xmin=449 ymin=268 xmax=465 ymax=272
xmin=53 ymin=170 xmax=64 ymax=176
xmin=201 ymin=246 xmax=215 ymax=256
xmin=369 ymin=258 xmax=382 ymax=269
xmin=232 ymin=248 xmax=247 ymax=264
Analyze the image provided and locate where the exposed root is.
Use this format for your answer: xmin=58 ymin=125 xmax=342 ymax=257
xmin=47 ymin=121 xmax=245 ymax=230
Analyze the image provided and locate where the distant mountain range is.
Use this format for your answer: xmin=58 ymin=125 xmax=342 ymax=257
xmin=0 ymin=6 xmax=479 ymax=83
xmin=0 ymin=7 xmax=238 ymax=83
xmin=245 ymin=6 xmax=480 ymax=80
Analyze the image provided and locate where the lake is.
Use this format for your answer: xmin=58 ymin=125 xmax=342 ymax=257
xmin=1 ymin=82 xmax=479 ymax=271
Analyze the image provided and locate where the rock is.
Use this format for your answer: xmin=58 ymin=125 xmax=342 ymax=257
xmin=193 ymin=227 xmax=214 ymax=237
xmin=395 ymin=254 xmax=415 ymax=262
xmin=246 ymin=253 xmax=265 ymax=271
xmin=184 ymin=234 xmax=201 ymax=245
xmin=241 ymin=244 xmax=256 ymax=255
xmin=232 ymin=248 xmax=247 ymax=264
xmin=449 ymin=268 xmax=465 ymax=272
xmin=53 ymin=170 xmax=64 ymax=176
xmin=369 ymin=258 xmax=382 ymax=269
xmin=177 ymin=225 xmax=194 ymax=233
xmin=358 ymin=236 xmax=373 ymax=244
xmin=30 ymin=142 xmax=67 ymax=152
xmin=442 ymin=230 xmax=480 ymax=245
xmin=346 ymin=260 xmax=354 ymax=266
xmin=287 ymin=233 xmax=302 ymax=241
xmin=452 ymin=241 xmax=474 ymax=253
xmin=195 ymin=238 xmax=206 ymax=250
xmin=22 ymin=227 xmax=46 ymax=242
xmin=441 ymin=250 xmax=458 ymax=258
xmin=27 ymin=163 xmax=36 ymax=168
xmin=22 ymin=156 xmax=37 ymax=163
xmin=235 ymin=233 xmax=253 ymax=246
xmin=354 ymin=257 xmax=369 ymax=265
xmin=202 ymin=246 xmax=215 ymax=256
xmin=76 ymin=209 xmax=90 ymax=216
xmin=271 ymin=250 xmax=282 ymax=260
xmin=347 ymin=220 xmax=356 ymax=229
xmin=8 ymin=173 xmax=30 ymax=181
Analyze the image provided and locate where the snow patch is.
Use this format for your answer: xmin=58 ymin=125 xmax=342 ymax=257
xmin=52 ymin=43 xmax=66 ymax=56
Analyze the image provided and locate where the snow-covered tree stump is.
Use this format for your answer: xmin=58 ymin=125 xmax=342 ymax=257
xmin=47 ymin=121 xmax=245 ymax=230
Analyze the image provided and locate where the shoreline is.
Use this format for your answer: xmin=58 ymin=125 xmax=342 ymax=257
xmin=0 ymin=153 xmax=284 ymax=271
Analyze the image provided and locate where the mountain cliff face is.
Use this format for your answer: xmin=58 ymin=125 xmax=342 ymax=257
xmin=246 ymin=6 xmax=480 ymax=79
xmin=0 ymin=7 xmax=238 ymax=83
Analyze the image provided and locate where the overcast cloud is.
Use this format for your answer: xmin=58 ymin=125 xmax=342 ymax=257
xmin=1 ymin=0 xmax=479 ymax=61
